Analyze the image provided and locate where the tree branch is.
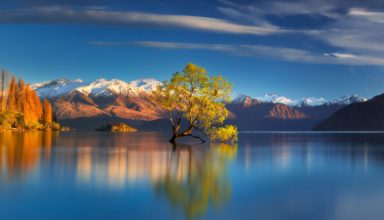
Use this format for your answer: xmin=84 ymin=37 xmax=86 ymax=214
xmin=169 ymin=111 xmax=175 ymax=129
xmin=177 ymin=111 xmax=183 ymax=125
xmin=191 ymin=117 xmax=199 ymax=125
xmin=190 ymin=134 xmax=206 ymax=143
xmin=192 ymin=125 xmax=209 ymax=137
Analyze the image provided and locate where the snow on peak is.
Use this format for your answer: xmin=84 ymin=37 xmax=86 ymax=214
xmin=33 ymin=77 xmax=162 ymax=97
xmin=232 ymin=93 xmax=366 ymax=107
xmin=296 ymin=97 xmax=327 ymax=107
xmin=75 ymin=79 xmax=132 ymax=96
xmin=255 ymin=93 xmax=296 ymax=106
xmin=129 ymin=78 xmax=161 ymax=92
xmin=32 ymin=78 xmax=86 ymax=97
xmin=31 ymin=78 xmax=82 ymax=88
xmin=232 ymin=94 xmax=251 ymax=103
xmin=231 ymin=94 xmax=260 ymax=106
xmin=329 ymin=95 xmax=367 ymax=105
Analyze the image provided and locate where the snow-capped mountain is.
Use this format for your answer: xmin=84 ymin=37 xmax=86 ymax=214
xmin=296 ymin=97 xmax=328 ymax=106
xmin=233 ymin=93 xmax=328 ymax=107
xmin=232 ymin=93 xmax=366 ymax=107
xmin=31 ymin=78 xmax=368 ymax=131
xmin=231 ymin=94 xmax=261 ymax=106
xmin=31 ymin=78 xmax=86 ymax=98
xmin=30 ymin=78 xmax=164 ymax=129
xmin=130 ymin=78 xmax=161 ymax=91
xmin=254 ymin=93 xmax=296 ymax=106
xmin=328 ymin=95 xmax=367 ymax=105
xmin=33 ymin=78 xmax=366 ymax=107
xmin=32 ymin=78 xmax=161 ymax=98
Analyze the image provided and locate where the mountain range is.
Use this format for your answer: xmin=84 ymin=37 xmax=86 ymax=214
xmin=32 ymin=78 xmax=164 ymax=129
xmin=227 ymin=94 xmax=366 ymax=131
xmin=315 ymin=93 xmax=384 ymax=131
xmin=32 ymin=78 xmax=368 ymax=131
xmin=232 ymin=94 xmax=366 ymax=107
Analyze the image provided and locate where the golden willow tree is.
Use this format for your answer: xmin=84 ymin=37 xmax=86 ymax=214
xmin=0 ymin=69 xmax=56 ymax=130
xmin=42 ymin=99 xmax=53 ymax=127
xmin=0 ymin=69 xmax=9 ymax=112
xmin=153 ymin=63 xmax=238 ymax=143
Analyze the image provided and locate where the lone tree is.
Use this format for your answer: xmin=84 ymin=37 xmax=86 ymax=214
xmin=153 ymin=63 xmax=238 ymax=143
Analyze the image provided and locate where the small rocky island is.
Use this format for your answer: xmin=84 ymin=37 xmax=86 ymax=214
xmin=96 ymin=123 xmax=137 ymax=132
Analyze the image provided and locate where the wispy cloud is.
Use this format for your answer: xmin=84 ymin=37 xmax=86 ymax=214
xmin=263 ymin=1 xmax=339 ymax=18
xmin=90 ymin=40 xmax=384 ymax=65
xmin=315 ymin=8 xmax=384 ymax=54
xmin=349 ymin=8 xmax=384 ymax=23
xmin=0 ymin=6 xmax=282 ymax=35
xmin=324 ymin=53 xmax=357 ymax=59
xmin=4 ymin=2 xmax=384 ymax=66
xmin=215 ymin=1 xmax=384 ymax=66
xmin=217 ymin=0 xmax=341 ymax=21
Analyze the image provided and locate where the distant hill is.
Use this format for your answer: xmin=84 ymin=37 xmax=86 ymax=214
xmin=316 ymin=93 xmax=384 ymax=131
xmin=227 ymin=96 xmax=354 ymax=131
xmin=32 ymin=78 xmax=366 ymax=131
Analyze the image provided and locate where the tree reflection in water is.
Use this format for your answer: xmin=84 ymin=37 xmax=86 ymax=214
xmin=4 ymin=132 xmax=384 ymax=220
xmin=0 ymin=131 xmax=56 ymax=180
xmin=155 ymin=143 xmax=238 ymax=219
xmin=0 ymin=132 xmax=238 ymax=219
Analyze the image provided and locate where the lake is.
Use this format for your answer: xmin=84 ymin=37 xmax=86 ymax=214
xmin=1 ymin=131 xmax=384 ymax=220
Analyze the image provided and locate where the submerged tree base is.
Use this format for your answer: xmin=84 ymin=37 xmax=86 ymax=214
xmin=169 ymin=125 xmax=238 ymax=144
xmin=169 ymin=134 xmax=206 ymax=144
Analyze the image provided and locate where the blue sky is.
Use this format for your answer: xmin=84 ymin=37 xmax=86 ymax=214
xmin=1 ymin=0 xmax=384 ymax=99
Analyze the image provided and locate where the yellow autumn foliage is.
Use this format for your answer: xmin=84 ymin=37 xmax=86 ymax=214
xmin=208 ymin=125 xmax=238 ymax=143
xmin=0 ymin=69 xmax=59 ymax=130
xmin=153 ymin=63 xmax=237 ymax=143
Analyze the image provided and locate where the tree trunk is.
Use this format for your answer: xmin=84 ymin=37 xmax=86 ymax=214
xmin=169 ymin=120 xmax=179 ymax=141
xmin=169 ymin=135 xmax=178 ymax=143
xmin=170 ymin=130 xmax=181 ymax=143
xmin=169 ymin=126 xmax=205 ymax=144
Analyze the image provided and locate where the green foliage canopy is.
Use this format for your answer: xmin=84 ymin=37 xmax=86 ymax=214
xmin=153 ymin=63 xmax=237 ymax=143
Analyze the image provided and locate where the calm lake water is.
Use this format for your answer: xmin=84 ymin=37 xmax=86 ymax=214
xmin=1 ymin=131 xmax=384 ymax=220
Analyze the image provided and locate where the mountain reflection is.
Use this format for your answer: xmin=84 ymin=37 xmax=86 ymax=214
xmin=73 ymin=137 xmax=238 ymax=219
xmin=0 ymin=132 xmax=238 ymax=219
xmin=3 ymin=132 xmax=384 ymax=219
xmin=241 ymin=133 xmax=381 ymax=173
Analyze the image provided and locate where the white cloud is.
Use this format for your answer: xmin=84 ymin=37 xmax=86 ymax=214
xmin=349 ymin=8 xmax=384 ymax=23
xmin=216 ymin=7 xmax=243 ymax=18
xmin=265 ymin=1 xmax=340 ymax=18
xmin=314 ymin=8 xmax=384 ymax=55
xmin=216 ymin=6 xmax=276 ymax=27
xmin=90 ymin=40 xmax=384 ymax=65
xmin=3 ymin=2 xmax=384 ymax=66
xmin=0 ymin=6 xmax=281 ymax=35
xmin=217 ymin=0 xmax=341 ymax=19
xmin=212 ymin=2 xmax=384 ymax=66
xmin=324 ymin=53 xmax=357 ymax=59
